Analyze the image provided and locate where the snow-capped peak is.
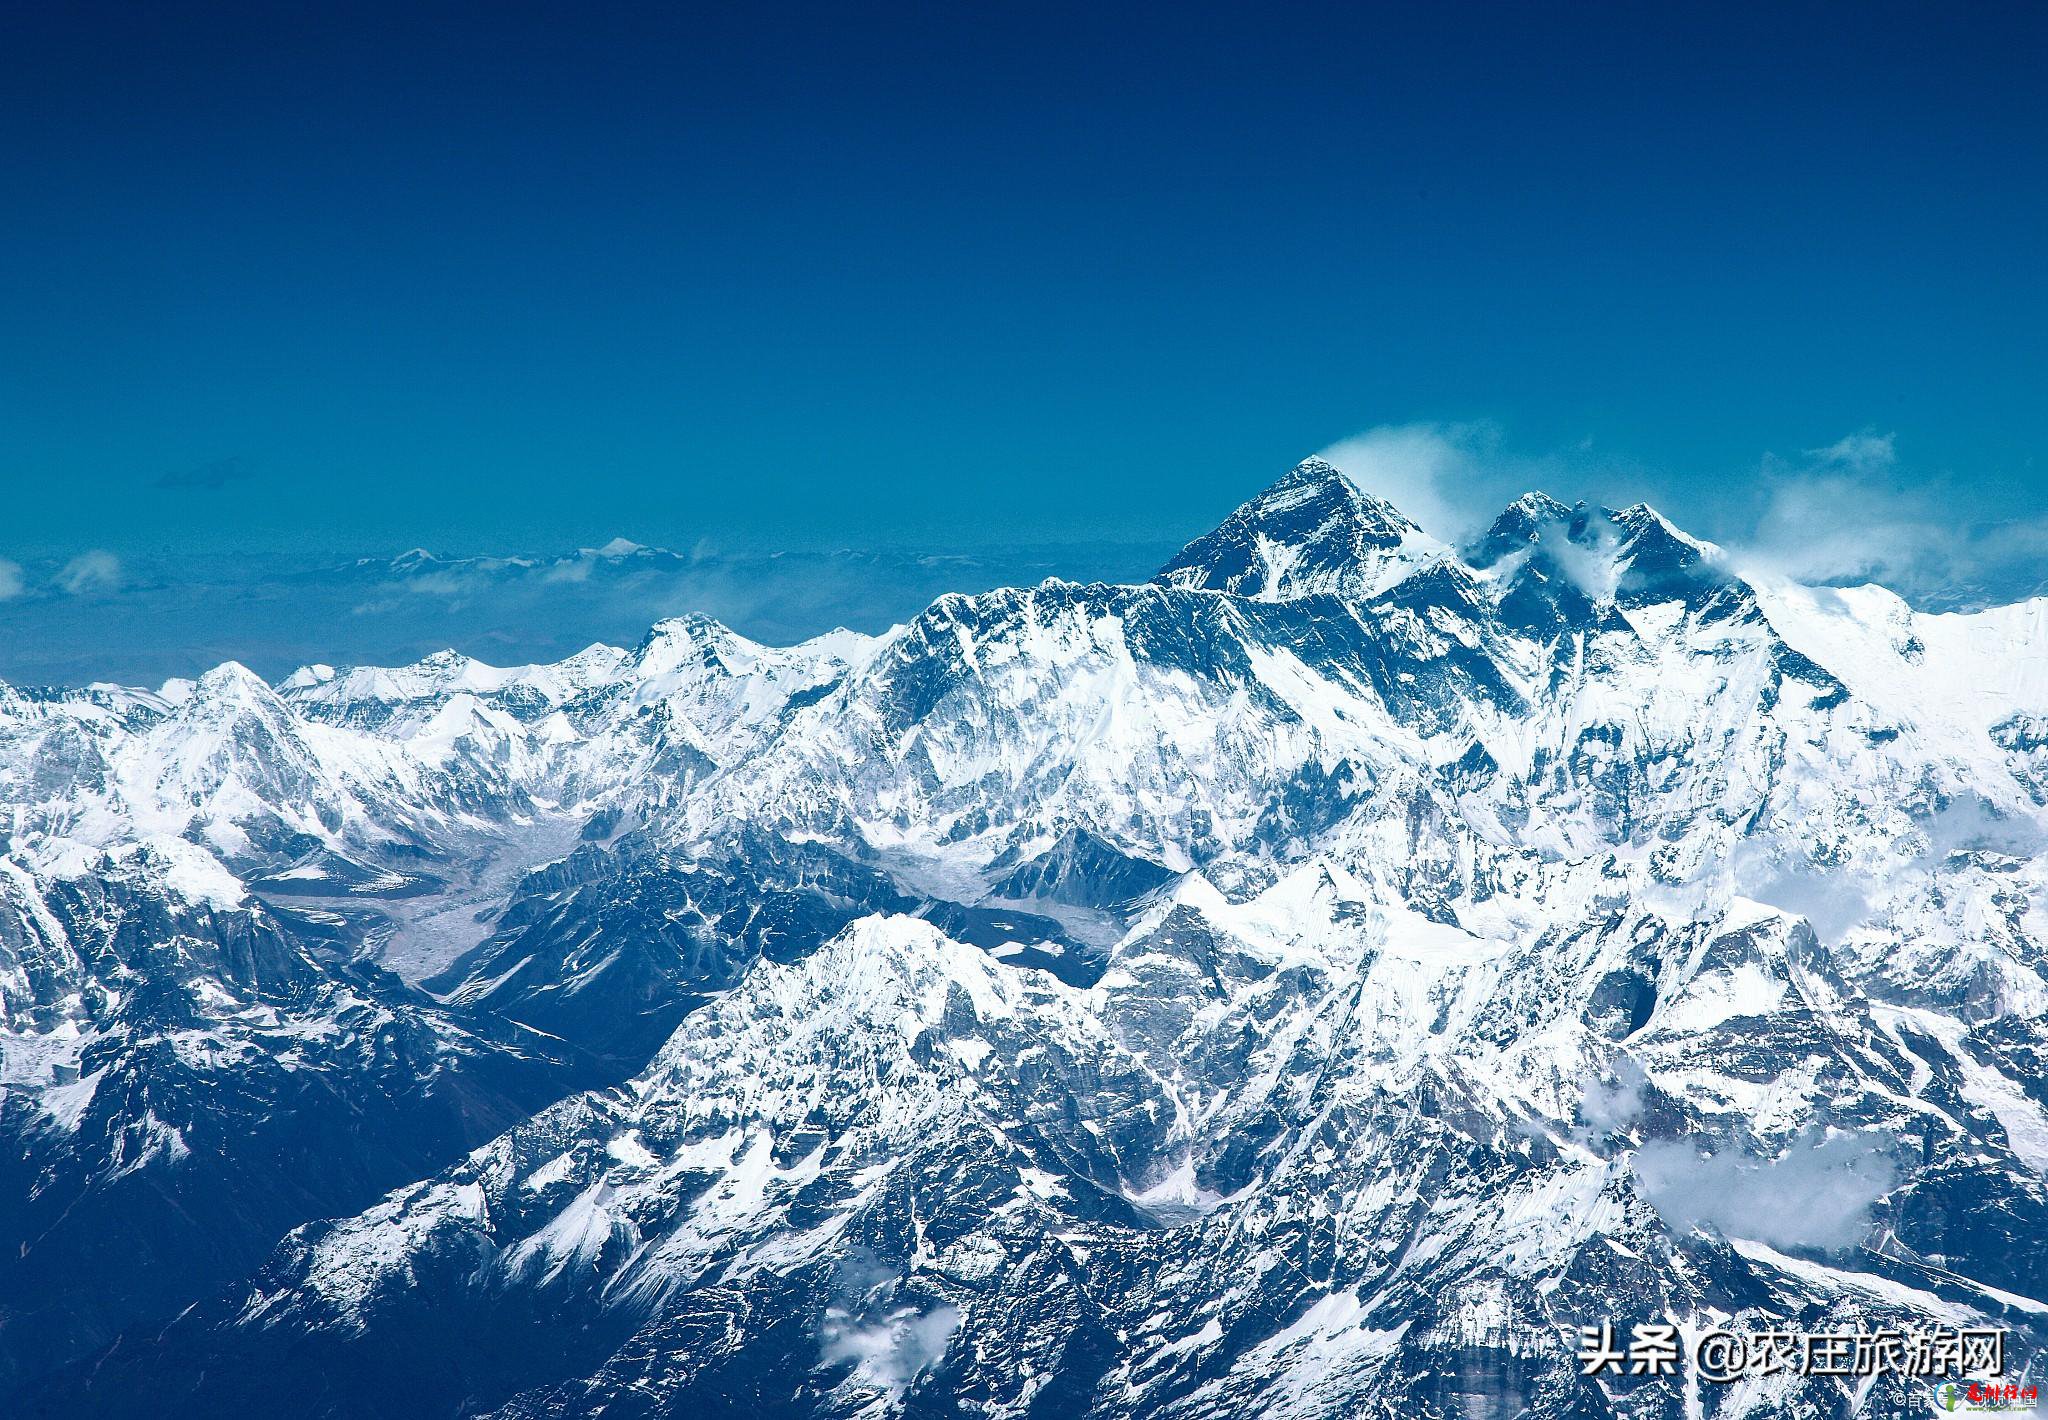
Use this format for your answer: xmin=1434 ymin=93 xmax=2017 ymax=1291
xmin=1153 ymin=456 xmax=1448 ymax=601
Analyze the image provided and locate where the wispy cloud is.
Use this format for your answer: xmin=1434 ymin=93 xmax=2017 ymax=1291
xmin=1731 ymin=430 xmax=2048 ymax=603
xmin=815 ymin=1248 xmax=961 ymax=1397
xmin=1317 ymin=425 xmax=1480 ymax=541
xmin=56 ymin=550 xmax=124 ymax=595
xmin=541 ymin=558 xmax=594 ymax=585
xmin=1328 ymin=420 xmax=2048 ymax=606
xmin=1580 ymin=1056 xmax=1649 ymax=1134
xmin=1313 ymin=421 xmax=1647 ymax=547
xmin=155 ymin=456 xmax=255 ymax=491
xmin=1803 ymin=430 xmax=1897 ymax=473
xmin=1316 ymin=422 xmax=1562 ymax=545
xmin=0 ymin=558 xmax=23 ymax=601
xmin=1633 ymin=1128 xmax=1896 ymax=1251
xmin=819 ymin=1304 xmax=960 ymax=1394
xmin=1311 ymin=423 xmax=2046 ymax=607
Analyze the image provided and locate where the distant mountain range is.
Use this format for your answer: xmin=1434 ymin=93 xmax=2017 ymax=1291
xmin=0 ymin=537 xmax=1178 ymax=688
xmin=4 ymin=458 xmax=2045 ymax=1417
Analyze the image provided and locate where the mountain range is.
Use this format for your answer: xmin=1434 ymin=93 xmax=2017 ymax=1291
xmin=0 ymin=536 xmax=1178 ymax=688
xmin=3 ymin=458 xmax=2044 ymax=1417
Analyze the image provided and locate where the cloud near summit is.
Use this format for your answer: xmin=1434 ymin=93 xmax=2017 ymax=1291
xmin=1316 ymin=424 xmax=1496 ymax=543
xmin=1732 ymin=430 xmax=2048 ymax=602
xmin=1314 ymin=422 xmax=2046 ymax=608
xmin=1311 ymin=422 xmax=1642 ymax=547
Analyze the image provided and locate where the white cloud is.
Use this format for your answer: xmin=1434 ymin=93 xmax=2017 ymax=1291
xmin=1313 ymin=421 xmax=1645 ymax=547
xmin=819 ymin=1302 xmax=960 ymax=1394
xmin=1315 ymin=423 xmax=1506 ymax=544
xmin=1739 ymin=469 xmax=1938 ymax=586
xmin=1730 ymin=842 xmax=1874 ymax=946
xmin=1580 ymin=1057 xmax=1648 ymax=1133
xmin=1805 ymin=429 xmax=1897 ymax=473
xmin=1633 ymin=1128 xmax=1896 ymax=1251
xmin=1727 ymin=431 xmax=2048 ymax=601
xmin=816 ymin=1248 xmax=960 ymax=1397
xmin=1543 ymin=516 xmax=1625 ymax=601
xmin=0 ymin=558 xmax=23 ymax=600
xmin=56 ymin=549 xmax=123 ymax=595
xmin=1914 ymin=792 xmax=2040 ymax=862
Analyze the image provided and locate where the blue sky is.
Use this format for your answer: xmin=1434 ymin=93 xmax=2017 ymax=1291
xmin=1 ymin=1 xmax=2044 ymax=677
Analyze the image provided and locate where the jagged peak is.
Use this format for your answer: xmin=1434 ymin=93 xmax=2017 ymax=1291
xmin=1606 ymin=501 xmax=1720 ymax=558
xmin=1469 ymin=491 xmax=1574 ymax=565
xmin=1239 ymin=457 xmax=1416 ymax=532
xmin=639 ymin=611 xmax=739 ymax=649
xmin=555 ymin=642 xmax=630 ymax=672
xmin=1496 ymin=490 xmax=1573 ymax=530
xmin=628 ymin=613 xmax=760 ymax=679
xmin=1153 ymin=457 xmax=1443 ymax=602
xmin=1460 ymin=491 xmax=1755 ymax=629
xmin=408 ymin=648 xmax=475 ymax=672
xmin=1506 ymin=489 xmax=1571 ymax=518
xmin=1262 ymin=454 xmax=1354 ymax=494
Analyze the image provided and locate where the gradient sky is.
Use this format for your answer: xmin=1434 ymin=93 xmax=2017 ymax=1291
xmin=3 ymin=0 xmax=2045 ymax=566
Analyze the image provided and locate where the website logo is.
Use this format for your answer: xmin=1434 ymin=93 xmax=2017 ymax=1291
xmin=1933 ymin=1380 xmax=2041 ymax=1414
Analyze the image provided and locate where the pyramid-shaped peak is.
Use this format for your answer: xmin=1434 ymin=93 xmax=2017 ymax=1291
xmin=1500 ymin=490 xmax=1573 ymax=525
xmin=630 ymin=612 xmax=760 ymax=678
xmin=1265 ymin=454 xmax=1350 ymax=492
xmin=1607 ymin=501 xmax=1714 ymax=554
xmin=1241 ymin=457 xmax=1415 ymax=530
xmin=175 ymin=662 xmax=306 ymax=751
xmin=641 ymin=612 xmax=738 ymax=648
xmin=1154 ymin=457 xmax=1444 ymax=602
xmin=192 ymin=660 xmax=282 ymax=703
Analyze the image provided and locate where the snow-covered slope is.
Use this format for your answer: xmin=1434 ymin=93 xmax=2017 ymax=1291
xmin=1155 ymin=457 xmax=1449 ymax=600
xmin=6 ymin=457 xmax=2046 ymax=1417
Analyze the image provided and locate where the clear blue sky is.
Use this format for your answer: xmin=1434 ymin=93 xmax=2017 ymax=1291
xmin=3 ymin=0 xmax=2044 ymax=561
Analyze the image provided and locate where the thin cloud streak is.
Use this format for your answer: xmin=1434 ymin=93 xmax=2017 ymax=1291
xmin=55 ymin=550 xmax=123 ymax=596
